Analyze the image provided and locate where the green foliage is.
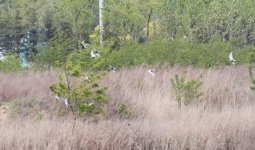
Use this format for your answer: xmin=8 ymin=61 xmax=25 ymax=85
xmin=0 ymin=54 xmax=21 ymax=72
xmin=250 ymin=79 xmax=255 ymax=91
xmin=52 ymin=0 xmax=95 ymax=38
xmin=104 ymin=0 xmax=159 ymax=45
xmin=158 ymin=0 xmax=255 ymax=44
xmin=33 ymin=33 xmax=76 ymax=70
xmin=2 ymin=0 xmax=255 ymax=48
xmin=89 ymin=25 xmax=100 ymax=45
xmin=67 ymin=45 xmax=110 ymax=70
xmin=118 ymin=103 xmax=129 ymax=116
xmin=248 ymin=50 xmax=255 ymax=91
xmin=35 ymin=112 xmax=44 ymax=121
xmin=171 ymin=74 xmax=203 ymax=107
xmin=49 ymin=60 xmax=107 ymax=117
xmin=2 ymin=0 xmax=255 ymax=73
xmin=96 ymin=39 xmax=251 ymax=69
xmin=10 ymin=98 xmax=45 ymax=118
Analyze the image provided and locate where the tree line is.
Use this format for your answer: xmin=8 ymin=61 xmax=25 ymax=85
xmin=0 ymin=0 xmax=254 ymax=53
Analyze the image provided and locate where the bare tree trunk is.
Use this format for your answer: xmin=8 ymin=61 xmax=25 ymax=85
xmin=99 ymin=0 xmax=104 ymax=45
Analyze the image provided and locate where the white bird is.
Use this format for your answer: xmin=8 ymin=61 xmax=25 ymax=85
xmin=183 ymin=35 xmax=188 ymax=39
xmin=90 ymin=48 xmax=100 ymax=58
xmin=88 ymin=103 xmax=94 ymax=106
xmin=81 ymin=41 xmax=89 ymax=49
xmin=55 ymin=95 xmax=59 ymax=101
xmin=0 ymin=52 xmax=5 ymax=62
xmin=64 ymin=98 xmax=69 ymax=107
xmin=108 ymin=65 xmax=116 ymax=71
xmin=229 ymin=51 xmax=236 ymax=65
xmin=148 ymin=69 xmax=155 ymax=77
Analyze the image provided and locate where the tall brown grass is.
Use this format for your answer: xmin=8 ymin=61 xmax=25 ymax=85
xmin=103 ymin=65 xmax=254 ymax=119
xmin=0 ymin=70 xmax=57 ymax=101
xmin=0 ymin=66 xmax=255 ymax=149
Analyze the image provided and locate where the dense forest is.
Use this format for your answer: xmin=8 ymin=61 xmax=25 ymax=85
xmin=0 ymin=0 xmax=255 ymax=71
xmin=1 ymin=0 xmax=255 ymax=45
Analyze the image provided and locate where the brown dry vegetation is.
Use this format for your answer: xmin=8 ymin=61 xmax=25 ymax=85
xmin=0 ymin=70 xmax=56 ymax=101
xmin=0 ymin=66 xmax=255 ymax=150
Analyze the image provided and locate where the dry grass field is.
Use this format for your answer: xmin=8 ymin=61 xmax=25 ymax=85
xmin=0 ymin=66 xmax=255 ymax=150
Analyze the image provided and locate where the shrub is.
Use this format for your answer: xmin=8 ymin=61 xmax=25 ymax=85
xmin=33 ymin=33 xmax=75 ymax=70
xmin=248 ymin=50 xmax=255 ymax=91
xmin=49 ymin=60 xmax=107 ymax=117
xmin=118 ymin=103 xmax=130 ymax=118
xmin=34 ymin=37 xmax=253 ymax=72
xmin=67 ymin=45 xmax=110 ymax=71
xmin=33 ymin=37 xmax=254 ymax=73
xmin=10 ymin=98 xmax=45 ymax=119
xmin=95 ymin=39 xmax=252 ymax=70
xmin=171 ymin=74 xmax=203 ymax=107
xmin=0 ymin=54 xmax=21 ymax=72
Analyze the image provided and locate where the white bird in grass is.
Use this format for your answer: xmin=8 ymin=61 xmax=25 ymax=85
xmin=148 ymin=69 xmax=155 ymax=77
xmin=53 ymin=95 xmax=70 ymax=108
xmin=55 ymin=95 xmax=59 ymax=101
xmin=81 ymin=40 xmax=89 ymax=49
xmin=229 ymin=51 xmax=236 ymax=65
xmin=108 ymin=65 xmax=116 ymax=72
xmin=64 ymin=98 xmax=69 ymax=108
xmin=0 ymin=52 xmax=5 ymax=62
xmin=90 ymin=48 xmax=100 ymax=58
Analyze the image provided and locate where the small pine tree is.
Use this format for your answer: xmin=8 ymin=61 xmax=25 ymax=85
xmin=49 ymin=60 xmax=107 ymax=117
xmin=171 ymin=74 xmax=203 ymax=107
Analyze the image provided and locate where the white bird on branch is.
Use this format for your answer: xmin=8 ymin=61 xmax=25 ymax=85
xmin=229 ymin=51 xmax=236 ymax=65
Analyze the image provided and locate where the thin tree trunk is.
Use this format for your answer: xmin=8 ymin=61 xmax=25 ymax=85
xmin=130 ymin=24 xmax=135 ymax=44
xmin=99 ymin=0 xmax=104 ymax=45
xmin=146 ymin=8 xmax=153 ymax=38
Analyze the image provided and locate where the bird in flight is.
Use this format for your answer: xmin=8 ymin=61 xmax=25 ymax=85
xmin=81 ymin=40 xmax=89 ymax=49
xmin=91 ymin=48 xmax=100 ymax=58
xmin=229 ymin=51 xmax=236 ymax=65
xmin=64 ymin=98 xmax=69 ymax=108
xmin=108 ymin=65 xmax=116 ymax=71
xmin=88 ymin=103 xmax=94 ymax=106
xmin=148 ymin=69 xmax=155 ymax=77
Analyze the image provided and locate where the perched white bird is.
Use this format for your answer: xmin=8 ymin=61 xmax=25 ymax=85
xmin=229 ymin=51 xmax=236 ymax=65
xmin=64 ymin=98 xmax=69 ymax=107
xmin=148 ymin=69 xmax=155 ymax=77
xmin=81 ymin=41 xmax=89 ymax=49
xmin=108 ymin=65 xmax=116 ymax=71
xmin=90 ymin=48 xmax=100 ymax=58
xmin=0 ymin=52 xmax=5 ymax=62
